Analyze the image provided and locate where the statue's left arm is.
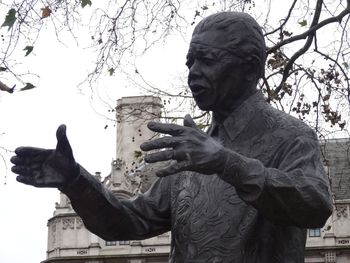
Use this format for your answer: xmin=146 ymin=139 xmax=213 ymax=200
xmin=141 ymin=115 xmax=333 ymax=228
xmin=218 ymin=133 xmax=333 ymax=228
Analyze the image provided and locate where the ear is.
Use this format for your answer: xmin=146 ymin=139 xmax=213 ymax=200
xmin=243 ymin=62 xmax=258 ymax=82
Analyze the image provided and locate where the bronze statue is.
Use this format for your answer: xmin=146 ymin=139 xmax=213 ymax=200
xmin=11 ymin=12 xmax=333 ymax=262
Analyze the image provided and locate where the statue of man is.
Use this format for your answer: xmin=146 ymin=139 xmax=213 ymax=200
xmin=11 ymin=12 xmax=332 ymax=262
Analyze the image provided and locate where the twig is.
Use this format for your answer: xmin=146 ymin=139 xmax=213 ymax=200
xmin=264 ymin=0 xmax=298 ymax=37
xmin=273 ymin=0 xmax=324 ymax=95
xmin=268 ymin=2 xmax=350 ymax=54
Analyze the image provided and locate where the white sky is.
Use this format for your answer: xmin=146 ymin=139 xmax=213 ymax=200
xmin=0 ymin=5 xmax=189 ymax=262
xmin=0 ymin=41 xmax=116 ymax=263
xmin=0 ymin=1 xmax=349 ymax=262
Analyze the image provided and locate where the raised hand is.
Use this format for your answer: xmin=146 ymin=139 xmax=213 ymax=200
xmin=10 ymin=125 xmax=79 ymax=188
xmin=140 ymin=114 xmax=227 ymax=177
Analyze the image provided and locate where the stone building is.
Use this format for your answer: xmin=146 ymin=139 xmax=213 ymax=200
xmin=305 ymin=139 xmax=350 ymax=263
xmin=42 ymin=96 xmax=350 ymax=263
xmin=43 ymin=96 xmax=170 ymax=263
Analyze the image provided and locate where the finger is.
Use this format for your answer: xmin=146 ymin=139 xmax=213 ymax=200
xmin=147 ymin=122 xmax=186 ymax=136
xmin=11 ymin=165 xmax=31 ymax=176
xmin=156 ymin=160 xmax=191 ymax=177
xmin=14 ymin=167 xmax=46 ymax=187
xmin=183 ymin=114 xmax=197 ymax=129
xmin=144 ymin=148 xmax=188 ymax=162
xmin=10 ymin=156 xmax=25 ymax=165
xmin=15 ymin=146 xmax=49 ymax=157
xmin=11 ymin=151 xmax=51 ymax=165
xmin=16 ymin=175 xmax=34 ymax=185
xmin=140 ymin=137 xmax=181 ymax=151
xmin=144 ymin=149 xmax=187 ymax=163
xmin=56 ymin=124 xmax=74 ymax=158
xmin=144 ymin=150 xmax=173 ymax=163
xmin=16 ymin=172 xmax=43 ymax=187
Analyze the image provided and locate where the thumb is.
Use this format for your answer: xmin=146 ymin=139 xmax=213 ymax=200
xmin=56 ymin=124 xmax=74 ymax=159
xmin=183 ymin=114 xmax=198 ymax=129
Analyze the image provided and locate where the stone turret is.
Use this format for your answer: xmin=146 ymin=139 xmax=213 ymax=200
xmin=110 ymin=96 xmax=162 ymax=198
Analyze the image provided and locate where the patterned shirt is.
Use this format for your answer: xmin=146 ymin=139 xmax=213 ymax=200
xmin=63 ymin=91 xmax=333 ymax=262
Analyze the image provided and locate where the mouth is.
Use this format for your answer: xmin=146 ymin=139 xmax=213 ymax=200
xmin=189 ymin=84 xmax=207 ymax=97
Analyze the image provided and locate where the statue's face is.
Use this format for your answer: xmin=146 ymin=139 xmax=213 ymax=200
xmin=186 ymin=41 xmax=245 ymax=111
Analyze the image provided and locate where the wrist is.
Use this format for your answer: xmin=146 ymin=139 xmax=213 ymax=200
xmin=215 ymin=148 xmax=230 ymax=174
xmin=60 ymin=163 xmax=81 ymax=191
xmin=218 ymin=149 xmax=242 ymax=185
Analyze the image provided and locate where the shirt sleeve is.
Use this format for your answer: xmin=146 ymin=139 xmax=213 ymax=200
xmin=60 ymin=166 xmax=171 ymax=241
xmin=219 ymin=134 xmax=333 ymax=228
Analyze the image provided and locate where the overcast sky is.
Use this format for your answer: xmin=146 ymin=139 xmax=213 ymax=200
xmin=0 ymin=38 xmax=117 ymax=263
xmin=0 ymin=4 xmax=189 ymax=261
xmin=1 ymin=1 xmax=349 ymax=262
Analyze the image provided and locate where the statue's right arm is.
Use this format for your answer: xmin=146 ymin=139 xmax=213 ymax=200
xmin=11 ymin=125 xmax=171 ymax=241
xmin=60 ymin=165 xmax=171 ymax=241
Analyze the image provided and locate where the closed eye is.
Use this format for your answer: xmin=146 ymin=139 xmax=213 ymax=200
xmin=201 ymin=57 xmax=215 ymax=65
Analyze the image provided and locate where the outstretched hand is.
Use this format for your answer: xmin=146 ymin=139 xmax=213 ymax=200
xmin=140 ymin=114 xmax=227 ymax=177
xmin=11 ymin=125 xmax=79 ymax=188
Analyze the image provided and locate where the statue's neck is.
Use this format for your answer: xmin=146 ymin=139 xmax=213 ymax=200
xmin=213 ymin=87 xmax=257 ymax=124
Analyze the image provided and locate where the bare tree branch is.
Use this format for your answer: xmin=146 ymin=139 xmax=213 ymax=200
xmin=268 ymin=1 xmax=350 ymax=54
xmin=264 ymin=0 xmax=298 ymax=37
xmin=273 ymin=0 xmax=324 ymax=95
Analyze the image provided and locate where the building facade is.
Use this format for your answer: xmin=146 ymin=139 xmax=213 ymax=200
xmin=305 ymin=139 xmax=350 ymax=263
xmin=43 ymin=96 xmax=170 ymax=263
xmin=42 ymin=96 xmax=350 ymax=263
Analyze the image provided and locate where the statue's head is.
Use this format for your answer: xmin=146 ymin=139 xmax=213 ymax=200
xmin=186 ymin=12 xmax=266 ymax=112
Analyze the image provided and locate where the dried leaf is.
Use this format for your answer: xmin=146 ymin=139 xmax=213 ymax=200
xmin=134 ymin=150 xmax=143 ymax=158
xmin=1 ymin=9 xmax=16 ymax=30
xmin=23 ymin=46 xmax=34 ymax=56
xmin=20 ymin=83 xmax=36 ymax=91
xmin=108 ymin=68 xmax=115 ymax=76
xmin=81 ymin=0 xmax=92 ymax=8
xmin=298 ymin=20 xmax=307 ymax=27
xmin=41 ymin=6 xmax=52 ymax=19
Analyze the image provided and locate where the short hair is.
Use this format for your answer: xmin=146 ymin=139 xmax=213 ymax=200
xmin=192 ymin=12 xmax=266 ymax=79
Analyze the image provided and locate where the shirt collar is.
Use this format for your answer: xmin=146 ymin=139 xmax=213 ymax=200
xmin=217 ymin=90 xmax=267 ymax=141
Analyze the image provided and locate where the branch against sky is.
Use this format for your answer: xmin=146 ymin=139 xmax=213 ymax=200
xmin=0 ymin=0 xmax=349 ymax=137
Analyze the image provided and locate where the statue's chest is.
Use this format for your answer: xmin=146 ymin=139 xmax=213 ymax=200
xmin=170 ymin=173 xmax=253 ymax=260
xmin=172 ymin=173 xmax=244 ymax=220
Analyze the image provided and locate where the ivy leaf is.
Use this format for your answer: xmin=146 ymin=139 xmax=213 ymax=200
xmin=23 ymin=46 xmax=34 ymax=56
xmin=324 ymin=225 xmax=332 ymax=231
xmin=41 ymin=6 xmax=52 ymax=19
xmin=1 ymin=8 xmax=17 ymax=30
xmin=134 ymin=150 xmax=143 ymax=159
xmin=298 ymin=20 xmax=307 ymax=27
xmin=108 ymin=68 xmax=115 ymax=76
xmin=343 ymin=62 xmax=349 ymax=69
xmin=20 ymin=83 xmax=36 ymax=91
xmin=81 ymin=0 xmax=92 ymax=8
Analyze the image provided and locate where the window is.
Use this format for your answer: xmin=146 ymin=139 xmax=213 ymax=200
xmin=325 ymin=251 xmax=336 ymax=263
xmin=119 ymin=240 xmax=130 ymax=245
xmin=105 ymin=241 xmax=117 ymax=246
xmin=309 ymin=228 xmax=321 ymax=237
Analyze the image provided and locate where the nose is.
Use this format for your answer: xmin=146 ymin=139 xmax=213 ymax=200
xmin=188 ymin=60 xmax=201 ymax=82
